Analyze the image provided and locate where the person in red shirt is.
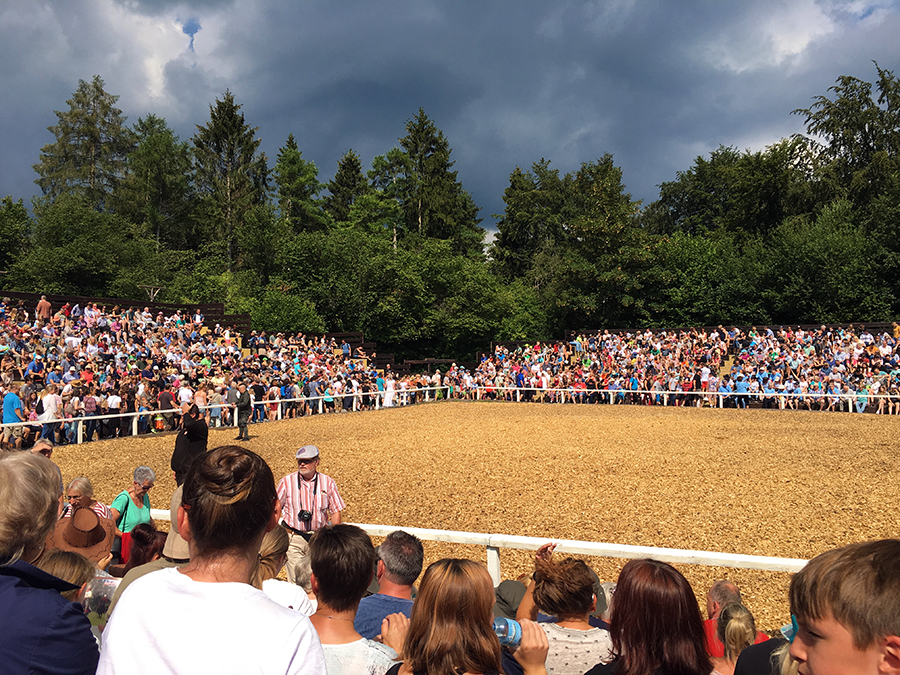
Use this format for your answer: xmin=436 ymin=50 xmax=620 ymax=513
xmin=704 ymin=580 xmax=768 ymax=657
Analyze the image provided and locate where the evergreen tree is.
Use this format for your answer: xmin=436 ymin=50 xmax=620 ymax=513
xmin=193 ymin=90 xmax=268 ymax=271
xmin=399 ymin=108 xmax=484 ymax=255
xmin=324 ymin=149 xmax=369 ymax=224
xmin=0 ymin=197 xmax=30 ymax=272
xmin=491 ymin=159 xmax=571 ymax=280
xmin=273 ymin=134 xmax=324 ymax=232
xmin=33 ymin=75 xmax=134 ymax=210
xmin=115 ymin=115 xmax=195 ymax=250
xmin=374 ymin=109 xmax=484 ymax=256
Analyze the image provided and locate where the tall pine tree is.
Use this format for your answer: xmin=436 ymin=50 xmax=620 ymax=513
xmin=193 ymin=91 xmax=268 ymax=271
xmin=324 ymin=149 xmax=369 ymax=224
xmin=115 ymin=114 xmax=195 ymax=250
xmin=374 ymin=109 xmax=484 ymax=256
xmin=273 ymin=133 xmax=324 ymax=232
xmin=33 ymin=75 xmax=134 ymax=210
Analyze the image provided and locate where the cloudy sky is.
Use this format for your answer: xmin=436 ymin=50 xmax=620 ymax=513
xmin=1 ymin=0 xmax=898 ymax=229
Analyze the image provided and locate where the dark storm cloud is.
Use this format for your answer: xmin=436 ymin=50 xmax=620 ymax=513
xmin=1 ymin=0 xmax=898 ymax=226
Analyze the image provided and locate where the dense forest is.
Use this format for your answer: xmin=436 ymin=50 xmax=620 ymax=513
xmin=1 ymin=64 xmax=898 ymax=359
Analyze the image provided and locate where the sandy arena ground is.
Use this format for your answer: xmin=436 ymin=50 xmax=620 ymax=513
xmin=52 ymin=401 xmax=900 ymax=632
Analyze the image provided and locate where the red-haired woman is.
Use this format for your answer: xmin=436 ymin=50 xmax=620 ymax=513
xmin=385 ymin=558 xmax=549 ymax=675
xmin=585 ymin=558 xmax=711 ymax=675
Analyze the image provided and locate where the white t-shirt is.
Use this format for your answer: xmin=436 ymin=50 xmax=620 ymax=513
xmin=321 ymin=638 xmax=396 ymax=675
xmin=98 ymin=567 xmax=325 ymax=675
xmin=541 ymin=623 xmax=613 ymax=675
xmin=263 ymin=578 xmax=314 ymax=615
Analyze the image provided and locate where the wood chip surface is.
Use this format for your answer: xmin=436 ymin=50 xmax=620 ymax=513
xmin=52 ymin=401 xmax=900 ymax=631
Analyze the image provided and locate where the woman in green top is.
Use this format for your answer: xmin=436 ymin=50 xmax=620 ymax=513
xmin=110 ymin=466 xmax=155 ymax=563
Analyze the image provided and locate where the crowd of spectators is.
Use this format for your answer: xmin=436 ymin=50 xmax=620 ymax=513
xmin=3 ymin=294 xmax=899 ymax=453
xmin=0 ymin=296 xmax=443 ymax=450
xmin=457 ymin=324 xmax=900 ymax=413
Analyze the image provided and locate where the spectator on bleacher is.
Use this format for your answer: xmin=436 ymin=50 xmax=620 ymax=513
xmin=0 ymin=452 xmax=100 ymax=674
xmin=2 ymin=380 xmax=25 ymax=449
xmin=385 ymin=558 xmax=550 ymax=675
xmin=354 ymin=530 xmax=423 ymax=639
xmin=585 ymin=559 xmax=710 ymax=675
xmin=276 ymin=445 xmax=345 ymax=587
xmin=307 ymin=524 xmax=398 ymax=674
xmin=704 ymin=581 xmax=768 ymax=658
xmin=98 ymin=445 xmax=326 ymax=675
xmin=514 ymin=543 xmax=612 ymax=675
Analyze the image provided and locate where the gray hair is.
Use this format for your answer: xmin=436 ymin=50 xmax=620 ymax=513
xmin=133 ymin=466 xmax=156 ymax=484
xmin=0 ymin=454 xmax=62 ymax=565
xmin=709 ymin=580 xmax=742 ymax=607
xmin=379 ymin=530 xmax=424 ymax=586
xmin=66 ymin=476 xmax=94 ymax=499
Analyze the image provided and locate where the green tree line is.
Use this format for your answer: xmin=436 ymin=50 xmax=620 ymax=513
xmin=2 ymin=65 xmax=899 ymax=359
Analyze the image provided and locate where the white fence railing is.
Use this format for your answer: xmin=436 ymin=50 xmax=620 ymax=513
xmin=2 ymin=386 xmax=450 ymax=444
xmin=146 ymin=511 xmax=808 ymax=585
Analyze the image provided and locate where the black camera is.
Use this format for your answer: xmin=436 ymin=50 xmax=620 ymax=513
xmin=298 ymin=510 xmax=312 ymax=523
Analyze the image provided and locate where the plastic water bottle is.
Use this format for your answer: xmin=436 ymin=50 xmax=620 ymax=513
xmin=493 ymin=617 xmax=522 ymax=647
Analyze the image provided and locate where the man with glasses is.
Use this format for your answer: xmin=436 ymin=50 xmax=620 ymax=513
xmin=276 ymin=445 xmax=345 ymax=587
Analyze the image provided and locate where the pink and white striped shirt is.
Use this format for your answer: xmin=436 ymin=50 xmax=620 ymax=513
xmin=276 ymin=471 xmax=345 ymax=532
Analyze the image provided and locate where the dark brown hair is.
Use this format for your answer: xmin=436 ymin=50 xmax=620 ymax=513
xmin=533 ymin=556 xmax=595 ymax=619
xmin=609 ymin=559 xmax=711 ymax=675
xmin=124 ymin=523 xmax=167 ymax=572
xmin=309 ymin=524 xmax=375 ymax=612
xmin=182 ymin=445 xmax=276 ymax=555
xmin=404 ymin=559 xmax=502 ymax=675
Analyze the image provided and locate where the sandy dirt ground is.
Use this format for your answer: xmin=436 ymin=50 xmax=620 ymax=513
xmin=52 ymin=400 xmax=900 ymax=631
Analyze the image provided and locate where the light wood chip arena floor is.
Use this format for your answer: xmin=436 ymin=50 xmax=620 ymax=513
xmin=52 ymin=401 xmax=900 ymax=632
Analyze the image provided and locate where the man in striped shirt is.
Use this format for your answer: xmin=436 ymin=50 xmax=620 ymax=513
xmin=276 ymin=444 xmax=346 ymax=587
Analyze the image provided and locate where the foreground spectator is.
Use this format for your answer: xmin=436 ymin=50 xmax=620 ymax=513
xmin=0 ymin=452 xmax=99 ymax=674
xmin=585 ymin=558 xmax=711 ymax=675
xmin=788 ymin=539 xmax=900 ymax=675
xmin=354 ymin=530 xmax=423 ymax=639
xmin=705 ymin=580 xmax=768 ymax=657
xmin=308 ymin=524 xmax=398 ymax=674
xmin=98 ymin=445 xmax=326 ymax=674
xmin=514 ymin=543 xmax=612 ymax=674
xmin=711 ymin=603 xmax=760 ymax=675
xmin=384 ymin=558 xmax=549 ymax=675
xmin=109 ymin=465 xmax=156 ymax=564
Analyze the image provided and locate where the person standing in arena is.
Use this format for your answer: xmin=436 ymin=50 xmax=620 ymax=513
xmin=277 ymin=445 xmax=345 ymax=587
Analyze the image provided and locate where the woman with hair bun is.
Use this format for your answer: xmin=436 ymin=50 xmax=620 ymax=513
xmin=515 ymin=543 xmax=613 ymax=674
xmin=98 ymin=445 xmax=325 ymax=675
xmin=586 ymin=558 xmax=711 ymax=675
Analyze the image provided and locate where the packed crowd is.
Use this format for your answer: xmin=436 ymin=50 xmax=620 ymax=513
xmin=0 ymin=296 xmax=443 ymax=450
xmin=461 ymin=324 xmax=900 ymax=413
xmin=3 ymin=294 xmax=899 ymax=453
xmin=2 ymin=441 xmax=898 ymax=675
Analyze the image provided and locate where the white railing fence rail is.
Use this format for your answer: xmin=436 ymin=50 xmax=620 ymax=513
xmin=145 ymin=512 xmax=808 ymax=585
xmin=3 ymin=386 xmax=451 ymax=444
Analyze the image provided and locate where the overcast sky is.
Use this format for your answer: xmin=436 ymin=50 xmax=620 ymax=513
xmin=1 ymin=0 xmax=898 ymax=229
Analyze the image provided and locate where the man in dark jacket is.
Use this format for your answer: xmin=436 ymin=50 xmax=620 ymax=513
xmin=234 ymin=382 xmax=251 ymax=441
xmin=170 ymin=403 xmax=209 ymax=485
